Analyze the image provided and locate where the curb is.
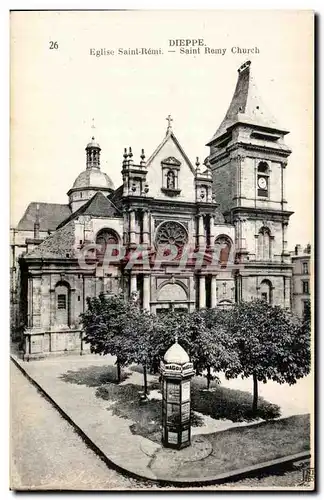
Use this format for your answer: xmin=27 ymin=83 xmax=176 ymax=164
xmin=11 ymin=355 xmax=311 ymax=487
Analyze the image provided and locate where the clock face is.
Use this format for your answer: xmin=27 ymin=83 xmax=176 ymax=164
xmin=258 ymin=176 xmax=267 ymax=190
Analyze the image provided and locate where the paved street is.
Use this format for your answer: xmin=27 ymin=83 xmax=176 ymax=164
xmin=10 ymin=361 xmax=137 ymax=491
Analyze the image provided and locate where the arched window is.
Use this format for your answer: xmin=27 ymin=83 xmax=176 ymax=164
xmin=55 ymin=281 xmax=70 ymax=326
xmin=166 ymin=170 xmax=176 ymax=189
xmin=155 ymin=221 xmax=188 ymax=259
xmin=215 ymin=236 xmax=232 ymax=267
xmin=257 ymin=227 xmax=271 ymax=261
xmin=258 ymin=162 xmax=269 ymax=174
xmin=95 ymin=229 xmax=119 ymax=264
xmin=260 ymin=279 xmax=272 ymax=304
xmin=257 ymin=161 xmax=269 ymax=197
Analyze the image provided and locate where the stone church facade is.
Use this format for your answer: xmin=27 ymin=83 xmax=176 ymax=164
xmin=10 ymin=61 xmax=294 ymax=359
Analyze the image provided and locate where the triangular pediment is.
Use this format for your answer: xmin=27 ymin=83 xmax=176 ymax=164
xmin=146 ymin=130 xmax=195 ymax=174
xmin=145 ymin=129 xmax=196 ymax=202
xmin=161 ymin=156 xmax=181 ymax=166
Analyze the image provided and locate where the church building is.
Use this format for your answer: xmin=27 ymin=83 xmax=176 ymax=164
xmin=10 ymin=61 xmax=294 ymax=359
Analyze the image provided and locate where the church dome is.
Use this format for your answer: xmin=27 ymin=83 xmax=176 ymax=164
xmin=72 ymin=169 xmax=114 ymax=190
xmin=164 ymin=341 xmax=190 ymax=365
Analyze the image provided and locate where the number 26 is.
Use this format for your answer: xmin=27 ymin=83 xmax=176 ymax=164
xmin=49 ymin=41 xmax=58 ymax=49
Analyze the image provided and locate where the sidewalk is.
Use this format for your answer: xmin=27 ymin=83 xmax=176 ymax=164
xmin=10 ymin=352 xmax=311 ymax=484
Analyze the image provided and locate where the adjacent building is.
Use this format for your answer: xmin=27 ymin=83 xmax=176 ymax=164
xmin=290 ymin=244 xmax=311 ymax=318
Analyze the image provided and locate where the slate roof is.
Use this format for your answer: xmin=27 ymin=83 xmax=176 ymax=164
xmin=25 ymin=221 xmax=76 ymax=259
xmin=57 ymin=191 xmax=121 ymax=229
xmin=108 ymin=185 xmax=123 ymax=210
xmin=207 ymin=61 xmax=288 ymax=144
xmin=72 ymin=169 xmax=114 ymax=190
xmin=17 ymin=203 xmax=71 ymax=232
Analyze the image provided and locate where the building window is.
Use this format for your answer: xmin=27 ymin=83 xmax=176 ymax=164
xmin=155 ymin=221 xmax=188 ymax=259
xmin=302 ymin=280 xmax=309 ymax=294
xmin=214 ymin=235 xmax=232 ymax=268
xmin=303 ymin=300 xmax=310 ymax=319
xmin=257 ymin=161 xmax=269 ymax=197
xmin=55 ymin=281 xmax=70 ymax=326
xmin=95 ymin=229 xmax=119 ymax=264
xmin=302 ymin=262 xmax=309 ymax=274
xmin=57 ymin=294 xmax=67 ymax=310
xmin=257 ymin=227 xmax=272 ymax=261
xmin=260 ymin=279 xmax=272 ymax=304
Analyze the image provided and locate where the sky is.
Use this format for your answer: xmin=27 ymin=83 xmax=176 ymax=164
xmin=10 ymin=10 xmax=313 ymax=248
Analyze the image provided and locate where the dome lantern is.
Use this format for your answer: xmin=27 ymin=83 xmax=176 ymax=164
xmin=86 ymin=136 xmax=101 ymax=170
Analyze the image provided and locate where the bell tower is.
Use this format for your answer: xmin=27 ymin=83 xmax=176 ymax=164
xmin=206 ymin=61 xmax=293 ymax=307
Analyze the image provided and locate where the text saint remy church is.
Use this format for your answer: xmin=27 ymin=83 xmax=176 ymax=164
xmin=10 ymin=61 xmax=293 ymax=359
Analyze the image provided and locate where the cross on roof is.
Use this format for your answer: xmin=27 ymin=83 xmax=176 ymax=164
xmin=166 ymin=114 xmax=173 ymax=133
xmin=91 ymin=118 xmax=96 ymax=130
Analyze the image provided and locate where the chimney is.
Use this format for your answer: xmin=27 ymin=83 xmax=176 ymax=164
xmin=34 ymin=204 xmax=40 ymax=239
xmin=294 ymin=244 xmax=301 ymax=256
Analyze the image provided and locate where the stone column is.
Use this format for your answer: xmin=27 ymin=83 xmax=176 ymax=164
xmin=129 ymin=210 xmax=136 ymax=245
xmin=281 ymin=161 xmax=287 ymax=204
xmin=284 ymin=276 xmax=291 ymax=309
xmin=142 ymin=210 xmax=150 ymax=245
xmin=143 ymin=275 xmax=151 ymax=311
xmin=122 ymin=209 xmax=128 ymax=245
xmin=70 ymin=288 xmax=77 ymax=328
xmin=130 ymin=273 xmax=137 ymax=295
xmin=199 ymin=275 xmax=206 ymax=309
xmin=32 ymin=276 xmax=42 ymax=328
xmin=49 ymin=287 xmax=56 ymax=328
xmin=211 ymin=275 xmax=217 ymax=308
xmin=27 ymin=277 xmax=33 ymax=327
xmin=198 ymin=215 xmax=205 ymax=247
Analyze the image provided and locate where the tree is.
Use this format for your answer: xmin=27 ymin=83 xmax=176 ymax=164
xmin=193 ymin=308 xmax=239 ymax=389
xmin=80 ymin=293 xmax=135 ymax=382
xmin=225 ymin=300 xmax=311 ymax=414
xmin=120 ymin=306 xmax=157 ymax=397
xmin=149 ymin=309 xmax=193 ymax=367
xmin=81 ymin=292 xmax=159 ymax=394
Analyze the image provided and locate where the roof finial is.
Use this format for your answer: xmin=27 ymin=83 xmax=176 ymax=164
xmin=195 ymin=157 xmax=201 ymax=175
xmin=238 ymin=60 xmax=251 ymax=74
xmin=140 ymin=148 xmax=146 ymax=166
xmin=166 ymin=114 xmax=173 ymax=134
xmin=174 ymin=334 xmax=178 ymax=344
xmin=122 ymin=147 xmax=128 ymax=167
xmin=128 ymin=147 xmax=133 ymax=165
xmin=91 ymin=118 xmax=96 ymax=141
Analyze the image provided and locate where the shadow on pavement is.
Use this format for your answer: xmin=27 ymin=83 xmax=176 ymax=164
xmin=59 ymin=364 xmax=130 ymax=387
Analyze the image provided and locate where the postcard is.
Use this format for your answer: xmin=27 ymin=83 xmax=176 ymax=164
xmin=10 ymin=10 xmax=314 ymax=491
